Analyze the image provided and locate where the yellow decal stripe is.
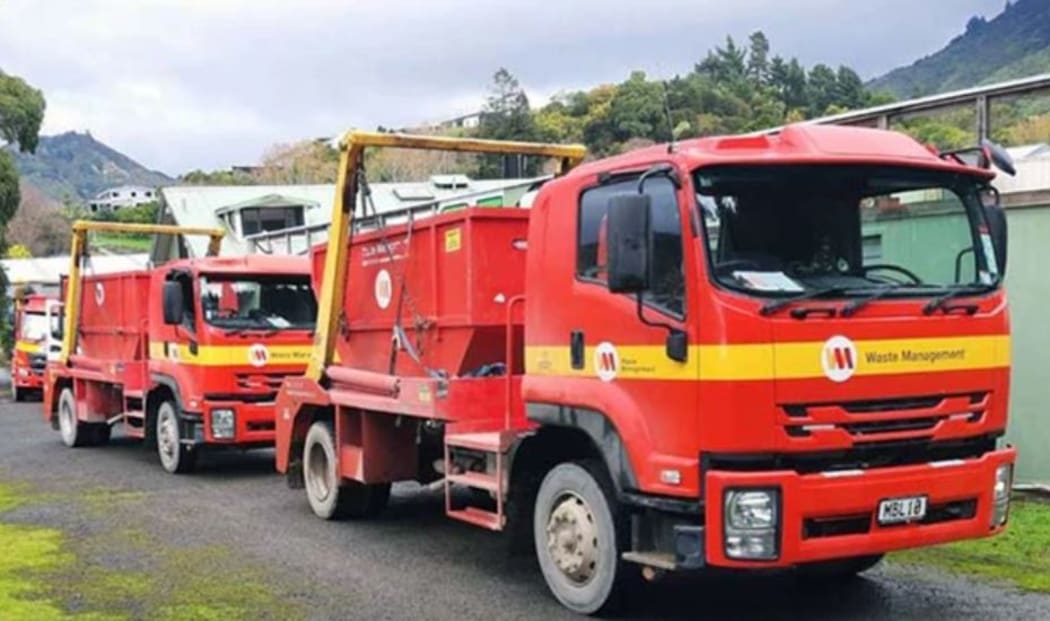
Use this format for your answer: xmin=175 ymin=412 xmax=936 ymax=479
xmin=15 ymin=340 xmax=43 ymax=354
xmin=147 ymin=342 xmax=312 ymax=367
xmin=525 ymin=335 xmax=1009 ymax=382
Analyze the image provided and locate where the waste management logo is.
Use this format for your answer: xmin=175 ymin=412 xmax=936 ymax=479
xmin=248 ymin=343 xmax=270 ymax=368
xmin=594 ymin=341 xmax=619 ymax=382
xmin=821 ymin=335 xmax=857 ymax=382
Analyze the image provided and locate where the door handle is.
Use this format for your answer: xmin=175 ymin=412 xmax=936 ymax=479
xmin=570 ymin=330 xmax=584 ymax=370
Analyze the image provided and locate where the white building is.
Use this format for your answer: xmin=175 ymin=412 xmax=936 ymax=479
xmin=88 ymin=185 xmax=158 ymax=213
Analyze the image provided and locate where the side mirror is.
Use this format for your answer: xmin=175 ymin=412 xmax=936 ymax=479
xmin=984 ymin=203 xmax=1008 ymax=276
xmin=606 ymin=193 xmax=652 ymax=294
xmin=981 ymin=139 xmax=1017 ymax=177
xmin=162 ymin=281 xmax=185 ymax=325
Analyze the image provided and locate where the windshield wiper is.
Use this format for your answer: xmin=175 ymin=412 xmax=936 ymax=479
xmin=840 ymin=284 xmax=899 ymax=317
xmin=759 ymin=287 xmax=849 ymax=316
xmin=923 ymin=283 xmax=995 ymax=315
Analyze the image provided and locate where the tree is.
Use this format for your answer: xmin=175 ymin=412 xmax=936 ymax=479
xmin=257 ymin=139 xmax=340 ymax=184
xmin=607 ymin=71 xmax=667 ymax=143
xmin=0 ymin=68 xmax=46 ymax=355
xmin=5 ymin=244 xmax=30 ymax=259
xmin=476 ymin=68 xmax=539 ymax=177
xmin=6 ymin=181 xmax=71 ymax=257
xmin=806 ymin=64 xmax=838 ymax=116
xmin=834 ymin=66 xmax=867 ymax=110
xmin=747 ymin=31 xmax=771 ymax=85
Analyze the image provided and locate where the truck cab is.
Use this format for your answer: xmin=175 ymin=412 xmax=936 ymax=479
xmin=151 ymin=255 xmax=317 ymax=464
xmin=522 ymin=125 xmax=1014 ymax=589
xmin=11 ymin=292 xmax=55 ymax=401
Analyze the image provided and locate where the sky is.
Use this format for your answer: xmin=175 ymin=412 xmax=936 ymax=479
xmin=0 ymin=0 xmax=1007 ymax=175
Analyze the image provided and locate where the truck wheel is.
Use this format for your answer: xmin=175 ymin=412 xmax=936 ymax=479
xmin=797 ymin=554 xmax=884 ymax=581
xmin=533 ymin=460 xmax=633 ymax=615
xmin=303 ymin=420 xmax=390 ymax=520
xmin=156 ymin=400 xmax=196 ymax=474
xmin=12 ymin=385 xmax=22 ymax=402
xmin=58 ymin=387 xmax=88 ymax=448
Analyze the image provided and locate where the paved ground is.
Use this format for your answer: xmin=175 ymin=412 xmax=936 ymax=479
xmin=2 ymin=399 xmax=1049 ymax=620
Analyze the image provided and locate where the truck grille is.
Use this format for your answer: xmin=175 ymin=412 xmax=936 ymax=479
xmin=29 ymin=353 xmax=47 ymax=372
xmin=782 ymin=392 xmax=989 ymax=440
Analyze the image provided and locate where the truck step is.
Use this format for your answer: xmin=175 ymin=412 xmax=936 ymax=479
xmin=444 ymin=431 xmax=515 ymax=453
xmin=447 ymin=471 xmax=501 ymax=493
xmin=622 ymin=551 xmax=676 ymax=570
xmin=124 ymin=409 xmax=145 ymax=419
xmin=446 ymin=506 xmax=504 ymax=531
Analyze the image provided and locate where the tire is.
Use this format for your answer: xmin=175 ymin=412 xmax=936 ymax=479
xmin=533 ymin=460 xmax=635 ymax=616
xmin=155 ymin=400 xmax=197 ymax=474
xmin=12 ymin=385 xmax=22 ymax=402
xmin=57 ymin=387 xmax=88 ymax=448
xmin=303 ymin=420 xmax=390 ymax=520
xmin=797 ymin=554 xmax=884 ymax=581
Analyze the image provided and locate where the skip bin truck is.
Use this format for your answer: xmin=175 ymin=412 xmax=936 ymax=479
xmin=45 ymin=221 xmax=317 ymax=473
xmin=10 ymin=291 xmax=60 ymax=402
xmin=274 ymin=127 xmax=1016 ymax=614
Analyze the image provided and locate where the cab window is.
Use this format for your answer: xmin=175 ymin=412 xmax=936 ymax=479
xmin=577 ymin=175 xmax=685 ymax=316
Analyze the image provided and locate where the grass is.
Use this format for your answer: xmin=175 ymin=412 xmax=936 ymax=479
xmin=89 ymin=234 xmax=152 ymax=252
xmin=0 ymin=480 xmax=302 ymax=620
xmin=892 ymin=497 xmax=1050 ymax=592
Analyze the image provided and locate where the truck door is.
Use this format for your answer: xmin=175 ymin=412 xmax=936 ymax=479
xmin=552 ymin=170 xmax=700 ymax=495
xmin=44 ymin=300 xmax=63 ymax=362
xmin=155 ymin=270 xmax=203 ymax=394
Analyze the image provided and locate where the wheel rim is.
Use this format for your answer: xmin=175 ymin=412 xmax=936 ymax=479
xmin=59 ymin=396 xmax=75 ymax=444
xmin=305 ymin=440 xmax=332 ymax=503
xmin=157 ymin=407 xmax=179 ymax=469
xmin=546 ymin=491 xmax=599 ymax=586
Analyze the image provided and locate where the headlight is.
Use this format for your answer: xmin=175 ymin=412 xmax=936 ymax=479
xmin=991 ymin=464 xmax=1012 ymax=528
xmin=724 ymin=488 xmax=780 ymax=560
xmin=210 ymin=408 xmax=235 ymax=439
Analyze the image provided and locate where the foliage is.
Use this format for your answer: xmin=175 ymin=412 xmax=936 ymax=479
xmin=179 ymin=168 xmax=256 ymax=185
xmin=870 ymin=0 xmax=1050 ymax=97
xmin=80 ymin=201 xmax=159 ymax=254
xmin=476 ymin=68 xmax=540 ymax=177
xmin=0 ymin=67 xmax=45 ymax=357
xmin=257 ymin=139 xmax=339 ymax=184
xmin=7 ymin=182 xmax=73 ymax=257
xmin=476 ymin=32 xmax=892 ymax=162
xmin=5 ymin=244 xmax=31 ymax=259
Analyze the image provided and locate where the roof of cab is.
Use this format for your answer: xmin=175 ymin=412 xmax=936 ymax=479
xmin=568 ymin=124 xmax=995 ymax=180
xmin=178 ymin=254 xmax=311 ymax=276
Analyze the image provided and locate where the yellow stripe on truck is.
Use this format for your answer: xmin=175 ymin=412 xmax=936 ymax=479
xmin=148 ymin=342 xmax=312 ymax=367
xmin=14 ymin=340 xmax=43 ymax=354
xmin=525 ymin=335 xmax=1010 ymax=382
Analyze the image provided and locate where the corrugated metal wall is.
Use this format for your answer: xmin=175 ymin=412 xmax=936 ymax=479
xmin=1003 ymin=206 xmax=1050 ymax=484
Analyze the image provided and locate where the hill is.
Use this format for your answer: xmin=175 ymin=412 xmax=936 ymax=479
xmin=6 ymin=131 xmax=172 ymax=203
xmin=869 ymin=0 xmax=1050 ymax=98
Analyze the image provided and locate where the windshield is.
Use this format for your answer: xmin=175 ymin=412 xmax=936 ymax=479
xmin=694 ymin=165 xmax=998 ymax=298
xmin=200 ymin=274 xmax=316 ymax=331
xmin=20 ymin=312 xmax=47 ymax=342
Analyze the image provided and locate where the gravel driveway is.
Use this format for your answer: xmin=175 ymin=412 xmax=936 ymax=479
xmin=1 ymin=400 xmax=1048 ymax=620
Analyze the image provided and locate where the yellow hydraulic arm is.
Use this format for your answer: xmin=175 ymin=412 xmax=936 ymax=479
xmin=60 ymin=221 xmax=226 ymax=365
xmin=306 ymin=130 xmax=588 ymax=381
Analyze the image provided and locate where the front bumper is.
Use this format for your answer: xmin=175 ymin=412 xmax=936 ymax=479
xmin=12 ymin=366 xmax=44 ymax=389
xmin=185 ymin=401 xmax=277 ymax=446
xmin=703 ymin=447 xmax=1016 ymax=568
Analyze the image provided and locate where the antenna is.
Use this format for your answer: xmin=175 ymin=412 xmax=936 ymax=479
xmin=660 ymin=77 xmax=676 ymax=154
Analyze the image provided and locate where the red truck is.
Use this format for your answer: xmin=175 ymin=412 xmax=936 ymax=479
xmin=275 ymin=128 xmax=1016 ymax=614
xmin=46 ymin=222 xmax=316 ymax=473
xmin=10 ymin=291 xmax=59 ymax=401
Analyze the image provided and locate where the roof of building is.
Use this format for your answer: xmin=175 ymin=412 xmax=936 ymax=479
xmin=1 ymin=253 xmax=150 ymax=287
xmin=156 ymin=176 xmax=545 ymax=258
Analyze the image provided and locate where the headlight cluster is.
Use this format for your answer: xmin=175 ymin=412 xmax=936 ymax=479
xmin=991 ymin=464 xmax=1012 ymax=528
xmin=724 ymin=488 xmax=780 ymax=560
xmin=210 ymin=408 xmax=235 ymax=440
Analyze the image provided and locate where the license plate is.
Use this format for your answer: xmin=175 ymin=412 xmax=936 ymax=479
xmin=877 ymin=496 xmax=927 ymax=525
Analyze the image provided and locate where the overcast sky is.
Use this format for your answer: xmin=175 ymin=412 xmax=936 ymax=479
xmin=0 ymin=0 xmax=1006 ymax=175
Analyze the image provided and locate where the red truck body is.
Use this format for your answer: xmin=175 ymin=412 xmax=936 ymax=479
xmin=275 ymin=127 xmax=1016 ymax=614
xmin=47 ymin=254 xmax=316 ymax=473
